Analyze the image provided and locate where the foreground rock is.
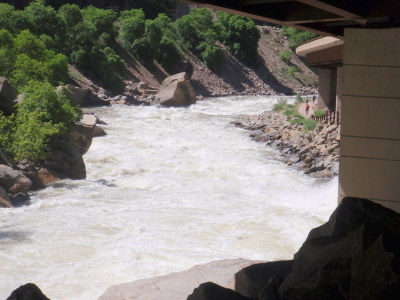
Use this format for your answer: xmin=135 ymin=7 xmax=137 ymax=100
xmin=0 ymin=77 xmax=17 ymax=115
xmin=98 ymin=259 xmax=257 ymax=300
xmin=7 ymin=283 xmax=50 ymax=300
xmin=188 ymin=198 xmax=400 ymax=299
xmin=155 ymin=72 xmax=196 ymax=107
xmin=234 ymin=111 xmax=340 ymax=178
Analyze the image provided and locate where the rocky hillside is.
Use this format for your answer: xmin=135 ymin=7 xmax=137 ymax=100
xmin=70 ymin=25 xmax=317 ymax=99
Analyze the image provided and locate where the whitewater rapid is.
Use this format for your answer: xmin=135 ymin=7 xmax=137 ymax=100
xmin=0 ymin=96 xmax=337 ymax=299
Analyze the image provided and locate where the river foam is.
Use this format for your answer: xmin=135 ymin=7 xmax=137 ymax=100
xmin=0 ymin=96 xmax=337 ymax=299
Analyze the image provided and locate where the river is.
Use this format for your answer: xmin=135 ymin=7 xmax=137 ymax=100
xmin=0 ymin=95 xmax=337 ymax=300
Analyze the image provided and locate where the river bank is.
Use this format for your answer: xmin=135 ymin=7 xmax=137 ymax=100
xmin=233 ymin=110 xmax=340 ymax=178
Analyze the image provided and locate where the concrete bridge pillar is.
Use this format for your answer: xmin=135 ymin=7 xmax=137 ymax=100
xmin=317 ymin=68 xmax=337 ymax=111
xmin=335 ymin=67 xmax=342 ymax=113
xmin=339 ymin=28 xmax=400 ymax=212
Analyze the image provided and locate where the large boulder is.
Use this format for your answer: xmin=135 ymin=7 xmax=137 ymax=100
xmin=57 ymin=84 xmax=88 ymax=107
xmin=234 ymin=260 xmax=293 ymax=299
xmin=98 ymin=259 xmax=256 ymax=300
xmin=43 ymin=113 xmax=96 ymax=180
xmin=155 ymin=72 xmax=196 ymax=107
xmin=0 ymin=186 xmax=12 ymax=208
xmin=0 ymin=77 xmax=17 ymax=114
xmin=0 ymin=164 xmax=32 ymax=194
xmin=7 ymin=283 xmax=50 ymax=300
xmin=279 ymin=197 xmax=400 ymax=300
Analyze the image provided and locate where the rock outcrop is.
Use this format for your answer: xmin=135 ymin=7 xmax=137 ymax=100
xmin=155 ymin=72 xmax=196 ymax=107
xmin=234 ymin=111 xmax=340 ymax=178
xmin=187 ymin=198 xmax=400 ymax=300
xmin=0 ymin=165 xmax=32 ymax=195
xmin=41 ymin=113 xmax=96 ymax=182
xmin=0 ymin=77 xmax=17 ymax=115
xmin=57 ymin=84 xmax=88 ymax=107
xmin=7 ymin=283 xmax=50 ymax=300
xmin=98 ymin=259 xmax=257 ymax=300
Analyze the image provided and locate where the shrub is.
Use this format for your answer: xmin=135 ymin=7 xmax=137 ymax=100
xmin=288 ymin=66 xmax=298 ymax=76
xmin=279 ymin=50 xmax=292 ymax=64
xmin=273 ymin=98 xmax=287 ymax=112
xmin=314 ymin=110 xmax=326 ymax=117
xmin=157 ymin=37 xmax=181 ymax=71
xmin=295 ymin=94 xmax=304 ymax=103
xmin=282 ymin=26 xmax=318 ymax=49
xmin=215 ymin=12 xmax=260 ymax=64
xmin=302 ymin=119 xmax=317 ymax=131
xmin=119 ymin=9 xmax=145 ymax=49
xmin=201 ymin=44 xmax=224 ymax=72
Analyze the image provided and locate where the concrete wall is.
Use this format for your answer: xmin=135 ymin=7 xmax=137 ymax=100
xmin=336 ymin=67 xmax=342 ymax=113
xmin=317 ymin=68 xmax=337 ymax=111
xmin=339 ymin=28 xmax=400 ymax=212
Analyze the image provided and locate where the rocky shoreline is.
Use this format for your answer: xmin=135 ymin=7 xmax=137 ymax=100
xmin=233 ymin=110 xmax=340 ymax=179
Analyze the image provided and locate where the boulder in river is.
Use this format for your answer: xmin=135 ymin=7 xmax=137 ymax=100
xmin=57 ymin=84 xmax=88 ymax=107
xmin=7 ymin=283 xmax=50 ymax=300
xmin=43 ymin=113 xmax=96 ymax=181
xmin=0 ymin=164 xmax=32 ymax=194
xmin=155 ymin=72 xmax=196 ymax=107
xmin=0 ymin=77 xmax=17 ymax=115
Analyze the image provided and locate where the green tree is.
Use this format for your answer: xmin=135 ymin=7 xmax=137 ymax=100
xmin=81 ymin=6 xmax=117 ymax=38
xmin=0 ymin=29 xmax=16 ymax=76
xmin=215 ymin=12 xmax=260 ymax=64
xmin=119 ymin=9 xmax=146 ymax=49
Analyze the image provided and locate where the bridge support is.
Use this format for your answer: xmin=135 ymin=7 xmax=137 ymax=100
xmin=317 ymin=68 xmax=337 ymax=111
xmin=339 ymin=28 xmax=400 ymax=212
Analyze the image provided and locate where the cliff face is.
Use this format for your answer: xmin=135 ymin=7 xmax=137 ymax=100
xmin=72 ymin=25 xmax=317 ymax=99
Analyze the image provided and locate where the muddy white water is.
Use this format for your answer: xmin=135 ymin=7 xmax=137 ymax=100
xmin=0 ymin=96 xmax=337 ymax=299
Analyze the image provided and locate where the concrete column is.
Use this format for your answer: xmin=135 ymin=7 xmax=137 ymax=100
xmin=317 ymin=68 xmax=337 ymax=111
xmin=336 ymin=67 xmax=342 ymax=113
xmin=339 ymin=28 xmax=400 ymax=212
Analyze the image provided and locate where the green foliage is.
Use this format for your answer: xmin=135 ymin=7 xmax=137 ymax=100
xmin=282 ymin=26 xmax=318 ymax=49
xmin=273 ymin=98 xmax=287 ymax=112
xmin=215 ymin=12 xmax=260 ymax=64
xmin=0 ymin=29 xmax=16 ymax=76
xmin=157 ymin=37 xmax=181 ymax=71
xmin=119 ymin=9 xmax=145 ymax=49
xmin=302 ymin=119 xmax=317 ymax=131
xmin=175 ymin=8 xmax=214 ymax=52
xmin=288 ymin=66 xmax=298 ymax=76
xmin=201 ymin=44 xmax=224 ymax=72
xmin=1 ymin=82 xmax=81 ymax=161
xmin=81 ymin=6 xmax=117 ymax=38
xmin=314 ymin=110 xmax=326 ymax=117
xmin=295 ymin=94 xmax=304 ymax=103
xmin=279 ymin=50 xmax=292 ymax=64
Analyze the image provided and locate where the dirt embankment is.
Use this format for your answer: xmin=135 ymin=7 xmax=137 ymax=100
xmin=71 ymin=26 xmax=317 ymax=99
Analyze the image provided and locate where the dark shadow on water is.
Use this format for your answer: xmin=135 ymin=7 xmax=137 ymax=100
xmin=0 ymin=231 xmax=32 ymax=244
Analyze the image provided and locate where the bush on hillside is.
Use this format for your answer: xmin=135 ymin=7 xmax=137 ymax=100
xmin=279 ymin=50 xmax=292 ymax=64
xmin=282 ymin=26 xmax=318 ymax=49
xmin=201 ymin=44 xmax=224 ymax=72
xmin=215 ymin=12 xmax=260 ymax=65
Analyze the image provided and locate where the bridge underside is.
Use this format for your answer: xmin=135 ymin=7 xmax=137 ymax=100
xmin=179 ymin=0 xmax=400 ymax=37
xmin=181 ymin=0 xmax=400 ymax=212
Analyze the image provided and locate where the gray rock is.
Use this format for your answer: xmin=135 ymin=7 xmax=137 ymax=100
xmin=99 ymin=259 xmax=256 ymax=300
xmin=155 ymin=72 xmax=196 ymax=107
xmin=0 ymin=186 xmax=12 ymax=208
xmin=6 ymin=283 xmax=50 ymax=300
xmin=279 ymin=198 xmax=400 ymax=300
xmin=187 ymin=282 xmax=252 ymax=300
xmin=234 ymin=261 xmax=293 ymax=299
xmin=0 ymin=165 xmax=32 ymax=194
xmin=57 ymin=84 xmax=88 ymax=107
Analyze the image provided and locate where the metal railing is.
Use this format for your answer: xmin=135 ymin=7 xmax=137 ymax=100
xmin=311 ymin=110 xmax=341 ymax=125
